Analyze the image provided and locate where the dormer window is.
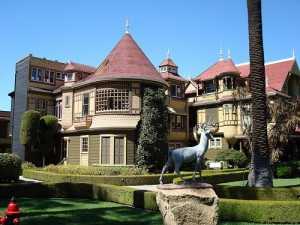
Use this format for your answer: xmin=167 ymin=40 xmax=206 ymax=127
xmin=168 ymin=68 xmax=177 ymax=73
xmin=66 ymin=73 xmax=73 ymax=81
xmin=204 ymin=80 xmax=216 ymax=93
xmin=171 ymin=84 xmax=182 ymax=98
xmin=223 ymin=77 xmax=236 ymax=90
xmin=160 ymin=66 xmax=167 ymax=72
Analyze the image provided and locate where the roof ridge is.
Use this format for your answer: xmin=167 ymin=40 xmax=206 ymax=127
xmin=69 ymin=61 xmax=97 ymax=68
xmin=236 ymin=57 xmax=295 ymax=67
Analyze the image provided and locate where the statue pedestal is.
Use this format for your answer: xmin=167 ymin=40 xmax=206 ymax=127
xmin=156 ymin=187 xmax=218 ymax=225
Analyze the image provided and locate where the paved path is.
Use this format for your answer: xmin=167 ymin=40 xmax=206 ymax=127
xmin=19 ymin=176 xmax=161 ymax=191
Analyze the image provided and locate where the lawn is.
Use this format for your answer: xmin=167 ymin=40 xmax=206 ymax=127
xmin=0 ymin=198 xmax=293 ymax=225
xmin=219 ymin=178 xmax=300 ymax=187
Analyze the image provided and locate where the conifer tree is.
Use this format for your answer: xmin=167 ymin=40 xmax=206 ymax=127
xmin=136 ymin=87 xmax=168 ymax=172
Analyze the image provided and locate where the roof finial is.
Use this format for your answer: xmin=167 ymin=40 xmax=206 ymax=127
xmin=228 ymin=48 xmax=231 ymax=59
xmin=292 ymin=49 xmax=295 ymax=59
xmin=126 ymin=18 xmax=129 ymax=34
xmin=167 ymin=48 xmax=170 ymax=59
xmin=220 ymin=46 xmax=224 ymax=61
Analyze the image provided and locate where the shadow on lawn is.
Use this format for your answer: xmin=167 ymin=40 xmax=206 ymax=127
xmin=0 ymin=198 xmax=162 ymax=225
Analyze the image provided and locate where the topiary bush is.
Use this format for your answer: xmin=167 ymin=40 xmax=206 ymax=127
xmin=0 ymin=153 xmax=21 ymax=182
xmin=215 ymin=149 xmax=247 ymax=168
xmin=20 ymin=110 xmax=40 ymax=146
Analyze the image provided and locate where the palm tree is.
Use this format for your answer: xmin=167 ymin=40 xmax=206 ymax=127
xmin=247 ymin=0 xmax=273 ymax=187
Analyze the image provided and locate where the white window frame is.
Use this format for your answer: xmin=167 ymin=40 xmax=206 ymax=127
xmin=209 ymin=138 xmax=222 ymax=149
xmin=31 ymin=67 xmax=42 ymax=82
xmin=160 ymin=66 xmax=167 ymax=72
xmin=44 ymin=70 xmax=54 ymax=83
xmin=225 ymin=104 xmax=229 ymax=114
xmin=171 ymin=84 xmax=182 ymax=98
xmin=96 ymin=89 xmax=129 ymax=113
xmin=56 ymin=72 xmax=64 ymax=80
xmin=54 ymin=100 xmax=62 ymax=120
xmin=80 ymin=136 xmax=89 ymax=153
xmin=66 ymin=73 xmax=73 ymax=81
xmin=232 ymin=104 xmax=236 ymax=114
xmin=65 ymin=95 xmax=70 ymax=108
xmin=36 ymin=99 xmax=47 ymax=116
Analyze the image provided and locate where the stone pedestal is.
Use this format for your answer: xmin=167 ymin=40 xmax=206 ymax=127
xmin=156 ymin=188 xmax=218 ymax=225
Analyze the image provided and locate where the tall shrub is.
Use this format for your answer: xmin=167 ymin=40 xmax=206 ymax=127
xmin=215 ymin=149 xmax=247 ymax=168
xmin=0 ymin=153 xmax=21 ymax=182
xmin=20 ymin=110 xmax=40 ymax=146
xmin=136 ymin=88 xmax=168 ymax=172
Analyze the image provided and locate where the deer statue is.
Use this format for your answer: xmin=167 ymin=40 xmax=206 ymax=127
xmin=159 ymin=118 xmax=218 ymax=184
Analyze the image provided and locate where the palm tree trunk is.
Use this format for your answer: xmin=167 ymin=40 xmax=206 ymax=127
xmin=247 ymin=0 xmax=273 ymax=187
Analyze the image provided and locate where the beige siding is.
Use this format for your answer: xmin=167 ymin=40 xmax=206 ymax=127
xmin=67 ymin=136 xmax=80 ymax=164
xmin=61 ymin=90 xmax=73 ymax=129
xmin=89 ymin=134 xmax=100 ymax=165
xmin=126 ymin=132 xmax=135 ymax=165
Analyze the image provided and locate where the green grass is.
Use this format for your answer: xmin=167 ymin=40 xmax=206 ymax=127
xmin=0 ymin=198 xmax=294 ymax=225
xmin=219 ymin=178 xmax=300 ymax=187
xmin=0 ymin=198 xmax=162 ymax=225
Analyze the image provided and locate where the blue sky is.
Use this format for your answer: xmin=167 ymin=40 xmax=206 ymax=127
xmin=1 ymin=0 xmax=299 ymax=111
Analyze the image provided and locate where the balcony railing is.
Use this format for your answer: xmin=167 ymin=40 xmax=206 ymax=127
xmin=73 ymin=115 xmax=92 ymax=129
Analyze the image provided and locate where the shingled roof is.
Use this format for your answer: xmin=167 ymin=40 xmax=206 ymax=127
xmin=64 ymin=61 xmax=97 ymax=74
xmin=77 ymin=33 xmax=167 ymax=86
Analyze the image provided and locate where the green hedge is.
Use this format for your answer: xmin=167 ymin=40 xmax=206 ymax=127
xmin=0 ymin=182 xmax=158 ymax=211
xmin=0 ymin=182 xmax=299 ymax=223
xmin=22 ymin=169 xmax=181 ymax=186
xmin=214 ymin=185 xmax=300 ymax=201
xmin=173 ymin=170 xmax=249 ymax=185
xmin=219 ymin=198 xmax=300 ymax=224
xmin=20 ymin=110 xmax=40 ymax=146
xmin=0 ymin=153 xmax=21 ymax=182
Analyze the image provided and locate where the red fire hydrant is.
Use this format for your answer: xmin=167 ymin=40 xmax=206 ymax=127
xmin=0 ymin=197 xmax=21 ymax=225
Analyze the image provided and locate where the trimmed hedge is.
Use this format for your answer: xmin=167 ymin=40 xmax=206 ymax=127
xmin=22 ymin=169 xmax=181 ymax=186
xmin=0 ymin=182 xmax=158 ymax=211
xmin=215 ymin=185 xmax=300 ymax=201
xmin=0 ymin=153 xmax=21 ymax=182
xmin=219 ymin=198 xmax=300 ymax=224
xmin=173 ymin=170 xmax=249 ymax=185
xmin=0 ymin=182 xmax=299 ymax=223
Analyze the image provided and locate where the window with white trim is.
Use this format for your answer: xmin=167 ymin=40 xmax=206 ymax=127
xmin=171 ymin=84 xmax=182 ymax=98
xmin=232 ymin=104 xmax=236 ymax=114
xmin=225 ymin=104 xmax=229 ymax=114
xmin=44 ymin=70 xmax=54 ymax=83
xmin=56 ymin=72 xmax=65 ymax=80
xmin=65 ymin=96 xmax=70 ymax=108
xmin=81 ymin=136 xmax=89 ymax=153
xmin=160 ymin=66 xmax=167 ymax=72
xmin=66 ymin=73 xmax=73 ymax=81
xmin=82 ymin=93 xmax=89 ymax=116
xmin=96 ymin=89 xmax=129 ymax=113
xmin=54 ymin=100 xmax=62 ymax=120
xmin=209 ymin=138 xmax=222 ymax=149
xmin=31 ymin=67 xmax=42 ymax=82
xmin=204 ymin=80 xmax=216 ymax=93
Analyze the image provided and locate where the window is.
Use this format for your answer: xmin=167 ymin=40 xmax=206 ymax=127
xmin=171 ymin=115 xmax=184 ymax=129
xmin=56 ymin=72 xmax=65 ymax=80
xmin=232 ymin=104 xmax=236 ymax=114
xmin=225 ymin=105 xmax=229 ymax=114
xmin=160 ymin=66 xmax=167 ymax=72
xmin=96 ymin=89 xmax=129 ymax=112
xmin=81 ymin=137 xmax=89 ymax=153
xmin=101 ymin=137 xmax=110 ymax=164
xmin=101 ymin=136 xmax=126 ymax=165
xmin=82 ymin=93 xmax=89 ymax=116
xmin=171 ymin=84 xmax=182 ymax=98
xmin=205 ymin=107 xmax=218 ymax=122
xmin=114 ymin=137 xmax=124 ymax=164
xmin=204 ymin=80 xmax=216 ymax=93
xmin=44 ymin=70 xmax=54 ymax=83
xmin=66 ymin=73 xmax=73 ymax=81
xmin=210 ymin=138 xmax=221 ymax=149
xmin=65 ymin=96 xmax=70 ymax=108
xmin=169 ymin=68 xmax=177 ymax=73
xmin=36 ymin=99 xmax=47 ymax=116
xmin=31 ymin=67 xmax=42 ymax=81
xmin=54 ymin=100 xmax=62 ymax=120
xmin=223 ymin=77 xmax=236 ymax=90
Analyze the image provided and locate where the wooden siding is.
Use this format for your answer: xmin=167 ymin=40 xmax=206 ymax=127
xmin=89 ymin=134 xmax=100 ymax=165
xmin=12 ymin=56 xmax=30 ymax=161
xmin=66 ymin=136 xmax=80 ymax=164
xmin=64 ymin=130 xmax=135 ymax=166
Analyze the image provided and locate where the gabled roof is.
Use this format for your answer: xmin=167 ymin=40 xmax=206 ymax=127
xmin=236 ymin=57 xmax=296 ymax=92
xmin=160 ymin=72 xmax=187 ymax=82
xmin=78 ymin=33 xmax=166 ymax=86
xmin=194 ymin=58 xmax=240 ymax=81
xmin=159 ymin=58 xmax=178 ymax=68
xmin=64 ymin=61 xmax=97 ymax=74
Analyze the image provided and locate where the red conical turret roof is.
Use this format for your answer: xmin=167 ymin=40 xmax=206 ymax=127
xmin=78 ymin=33 xmax=166 ymax=86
